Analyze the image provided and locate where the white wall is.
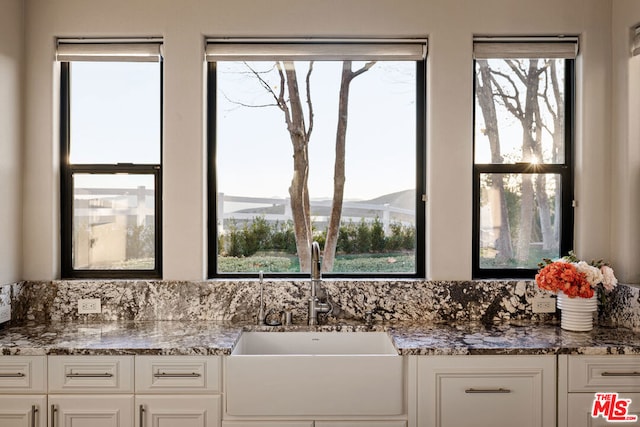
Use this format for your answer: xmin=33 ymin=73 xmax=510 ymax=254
xmin=612 ymin=1 xmax=640 ymax=284
xmin=0 ymin=0 xmax=23 ymax=284
xmin=22 ymin=0 xmax=614 ymax=281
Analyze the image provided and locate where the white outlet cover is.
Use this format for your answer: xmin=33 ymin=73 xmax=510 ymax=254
xmin=78 ymin=298 xmax=101 ymax=314
xmin=532 ymin=296 xmax=556 ymax=313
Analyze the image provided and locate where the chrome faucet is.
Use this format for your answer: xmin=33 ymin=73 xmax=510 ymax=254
xmin=308 ymin=241 xmax=331 ymax=325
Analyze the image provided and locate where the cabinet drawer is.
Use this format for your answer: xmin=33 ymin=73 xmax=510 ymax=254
xmin=135 ymin=356 xmax=221 ymax=393
xmin=316 ymin=422 xmax=406 ymax=427
xmin=48 ymin=355 xmax=134 ymax=393
xmin=418 ymin=355 xmax=556 ymax=427
xmin=568 ymin=356 xmax=640 ymax=392
xmin=222 ymin=423 xmax=313 ymax=427
xmin=0 ymin=356 xmax=46 ymax=393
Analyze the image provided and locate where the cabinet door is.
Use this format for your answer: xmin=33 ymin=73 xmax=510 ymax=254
xmin=418 ymin=355 xmax=556 ymax=427
xmin=0 ymin=395 xmax=46 ymax=427
xmin=567 ymin=393 xmax=640 ymax=427
xmin=136 ymin=395 xmax=221 ymax=427
xmin=49 ymin=395 xmax=134 ymax=427
xmin=316 ymin=421 xmax=406 ymax=427
xmin=222 ymin=422 xmax=313 ymax=427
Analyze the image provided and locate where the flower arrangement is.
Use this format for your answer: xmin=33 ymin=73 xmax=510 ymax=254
xmin=535 ymin=251 xmax=618 ymax=299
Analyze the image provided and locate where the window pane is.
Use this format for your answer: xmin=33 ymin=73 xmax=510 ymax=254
xmin=73 ymin=174 xmax=155 ymax=270
xmin=479 ymin=173 xmax=561 ymax=269
xmin=215 ymin=61 xmax=417 ymax=274
xmin=474 ymin=58 xmax=565 ymax=164
xmin=69 ymin=62 xmax=161 ymax=164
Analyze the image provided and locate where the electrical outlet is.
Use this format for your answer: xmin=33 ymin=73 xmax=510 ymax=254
xmin=78 ymin=298 xmax=101 ymax=314
xmin=532 ymin=296 xmax=556 ymax=313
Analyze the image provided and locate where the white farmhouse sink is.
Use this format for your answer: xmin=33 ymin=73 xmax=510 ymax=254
xmin=226 ymin=331 xmax=404 ymax=417
xmin=231 ymin=331 xmax=398 ymax=355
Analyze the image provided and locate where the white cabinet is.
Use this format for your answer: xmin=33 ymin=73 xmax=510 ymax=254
xmin=417 ymin=355 xmax=556 ymax=427
xmin=316 ymin=422 xmax=407 ymax=427
xmin=0 ymin=396 xmax=47 ymax=427
xmin=135 ymin=356 xmax=221 ymax=394
xmin=559 ymin=355 xmax=640 ymax=427
xmin=48 ymin=356 xmax=135 ymax=427
xmin=136 ymin=356 xmax=222 ymax=427
xmin=222 ymin=422 xmax=313 ymax=427
xmin=136 ymin=395 xmax=221 ymax=427
xmin=222 ymin=421 xmax=405 ymax=427
xmin=48 ymin=395 xmax=134 ymax=427
xmin=0 ymin=356 xmax=47 ymax=427
xmin=48 ymin=355 xmax=134 ymax=393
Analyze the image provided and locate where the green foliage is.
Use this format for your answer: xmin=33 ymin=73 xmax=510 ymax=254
xmin=333 ymin=254 xmax=415 ymax=273
xmin=126 ymin=224 xmax=154 ymax=260
xmin=370 ymin=217 xmax=386 ymax=252
xmin=219 ymin=216 xmax=416 ymax=257
xmin=218 ymin=255 xmax=292 ymax=272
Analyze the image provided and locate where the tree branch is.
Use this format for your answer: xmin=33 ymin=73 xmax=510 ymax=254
xmin=305 ymin=61 xmax=314 ymax=141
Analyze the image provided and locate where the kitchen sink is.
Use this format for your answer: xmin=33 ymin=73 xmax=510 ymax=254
xmin=225 ymin=331 xmax=404 ymax=417
xmin=231 ymin=331 xmax=398 ymax=355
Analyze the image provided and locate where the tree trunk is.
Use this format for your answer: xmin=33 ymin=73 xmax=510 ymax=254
xmin=283 ymin=62 xmax=313 ymax=272
xmin=475 ymin=60 xmax=513 ymax=263
xmin=515 ymin=60 xmax=540 ymax=263
xmin=322 ymin=61 xmax=352 ymax=272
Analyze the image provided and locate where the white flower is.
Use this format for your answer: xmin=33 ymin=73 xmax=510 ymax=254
xmin=600 ymin=265 xmax=618 ymax=292
xmin=575 ymin=261 xmax=604 ymax=286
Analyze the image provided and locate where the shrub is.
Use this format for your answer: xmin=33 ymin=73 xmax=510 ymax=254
xmin=218 ymin=255 xmax=292 ymax=272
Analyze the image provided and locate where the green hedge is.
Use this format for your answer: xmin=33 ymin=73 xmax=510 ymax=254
xmin=219 ymin=217 xmax=415 ymax=257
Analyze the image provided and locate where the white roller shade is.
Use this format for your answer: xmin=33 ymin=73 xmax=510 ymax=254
xmin=633 ymin=27 xmax=640 ymax=57
xmin=57 ymin=40 xmax=163 ymax=62
xmin=205 ymin=39 xmax=427 ymax=61
xmin=473 ymin=37 xmax=579 ymax=59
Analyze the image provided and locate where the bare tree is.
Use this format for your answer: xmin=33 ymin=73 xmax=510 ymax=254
xmin=237 ymin=60 xmax=374 ymax=272
xmin=477 ymin=58 xmax=563 ymax=264
xmin=475 ymin=60 xmax=513 ymax=263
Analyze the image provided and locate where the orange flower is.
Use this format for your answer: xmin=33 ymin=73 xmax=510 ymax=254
xmin=535 ymin=261 xmax=593 ymax=298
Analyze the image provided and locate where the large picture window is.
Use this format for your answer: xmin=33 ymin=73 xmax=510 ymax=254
xmin=59 ymin=41 xmax=163 ymax=278
xmin=472 ymin=37 xmax=577 ymax=278
xmin=207 ymin=40 xmax=426 ymax=277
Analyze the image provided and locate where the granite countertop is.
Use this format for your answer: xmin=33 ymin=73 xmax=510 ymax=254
xmin=0 ymin=320 xmax=638 ymax=356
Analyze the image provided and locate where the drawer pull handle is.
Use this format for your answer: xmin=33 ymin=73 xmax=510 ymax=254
xmin=51 ymin=404 xmax=57 ymax=427
xmin=601 ymin=372 xmax=640 ymax=377
xmin=139 ymin=404 xmax=145 ymax=427
xmin=65 ymin=372 xmax=114 ymax=378
xmin=153 ymin=372 xmax=201 ymax=378
xmin=465 ymin=388 xmax=512 ymax=394
xmin=0 ymin=372 xmax=26 ymax=378
xmin=31 ymin=405 xmax=38 ymax=427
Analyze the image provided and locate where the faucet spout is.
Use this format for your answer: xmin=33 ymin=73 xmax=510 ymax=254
xmin=311 ymin=241 xmax=321 ymax=281
xmin=309 ymin=241 xmax=331 ymax=325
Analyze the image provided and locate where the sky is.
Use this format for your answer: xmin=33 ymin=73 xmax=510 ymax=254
xmin=216 ymin=60 xmax=417 ymax=202
xmin=69 ymin=60 xmax=417 ymax=204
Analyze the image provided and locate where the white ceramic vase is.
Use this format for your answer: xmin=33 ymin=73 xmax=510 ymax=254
xmin=556 ymin=292 xmax=597 ymax=332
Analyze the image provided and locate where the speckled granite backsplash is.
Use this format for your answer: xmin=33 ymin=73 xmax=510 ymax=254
xmin=4 ymin=280 xmax=639 ymax=331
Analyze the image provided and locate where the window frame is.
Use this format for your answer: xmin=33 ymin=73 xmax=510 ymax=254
xmin=59 ymin=59 xmax=164 ymax=279
xmin=206 ymin=52 xmax=426 ymax=279
xmin=472 ymin=58 xmax=575 ymax=279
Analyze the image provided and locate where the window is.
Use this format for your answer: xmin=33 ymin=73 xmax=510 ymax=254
xmin=207 ymin=40 xmax=426 ymax=277
xmin=59 ymin=41 xmax=163 ymax=278
xmin=472 ymin=37 xmax=577 ymax=278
